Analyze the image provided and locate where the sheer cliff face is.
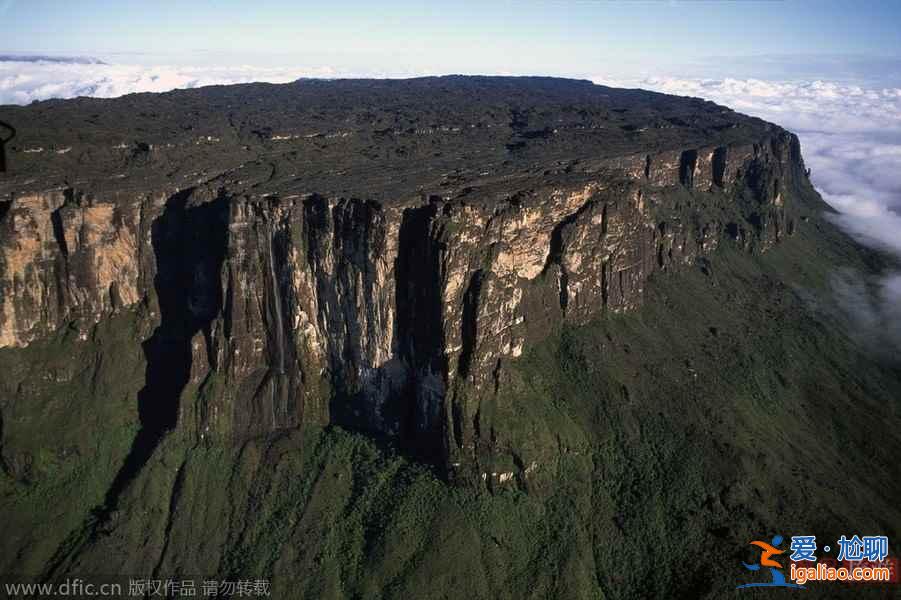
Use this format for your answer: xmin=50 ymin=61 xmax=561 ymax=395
xmin=0 ymin=77 xmax=808 ymax=472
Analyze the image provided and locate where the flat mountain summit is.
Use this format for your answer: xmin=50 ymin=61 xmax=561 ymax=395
xmin=1 ymin=76 xmax=772 ymax=200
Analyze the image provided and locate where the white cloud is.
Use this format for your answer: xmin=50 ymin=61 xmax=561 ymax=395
xmin=0 ymin=61 xmax=346 ymax=105
xmin=593 ymin=75 xmax=901 ymax=136
xmin=830 ymin=270 xmax=901 ymax=356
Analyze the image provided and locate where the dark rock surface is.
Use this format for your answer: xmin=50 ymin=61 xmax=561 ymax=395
xmin=1 ymin=76 xmax=776 ymax=199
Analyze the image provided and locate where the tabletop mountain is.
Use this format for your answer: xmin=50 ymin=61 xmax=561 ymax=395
xmin=1 ymin=77 xmax=898 ymax=598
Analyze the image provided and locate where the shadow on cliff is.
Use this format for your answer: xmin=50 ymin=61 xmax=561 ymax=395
xmin=98 ymin=189 xmax=229 ymax=515
xmin=392 ymin=203 xmax=449 ymax=464
xmin=43 ymin=189 xmax=230 ymax=580
xmin=0 ymin=120 xmax=15 ymax=173
xmin=35 ymin=190 xmax=231 ymax=575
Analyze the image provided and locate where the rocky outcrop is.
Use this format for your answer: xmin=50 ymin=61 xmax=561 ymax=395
xmin=0 ymin=77 xmax=809 ymax=478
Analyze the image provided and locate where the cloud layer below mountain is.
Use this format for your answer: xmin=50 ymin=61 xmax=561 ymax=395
xmin=0 ymin=60 xmax=341 ymax=105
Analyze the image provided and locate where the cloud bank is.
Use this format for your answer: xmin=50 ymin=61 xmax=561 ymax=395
xmin=0 ymin=61 xmax=347 ymax=105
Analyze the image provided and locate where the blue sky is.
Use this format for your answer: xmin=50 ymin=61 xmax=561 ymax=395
xmin=2 ymin=1 xmax=900 ymax=80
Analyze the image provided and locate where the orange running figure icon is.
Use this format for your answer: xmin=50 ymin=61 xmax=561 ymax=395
xmin=749 ymin=539 xmax=784 ymax=568
xmin=736 ymin=534 xmax=804 ymax=589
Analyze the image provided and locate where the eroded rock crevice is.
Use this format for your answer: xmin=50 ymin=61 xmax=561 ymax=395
xmin=458 ymin=269 xmax=484 ymax=380
xmin=712 ymin=146 xmax=728 ymax=188
xmin=394 ymin=202 xmax=448 ymax=460
xmin=262 ymin=222 xmax=298 ymax=430
xmin=679 ymin=149 xmax=699 ymax=187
